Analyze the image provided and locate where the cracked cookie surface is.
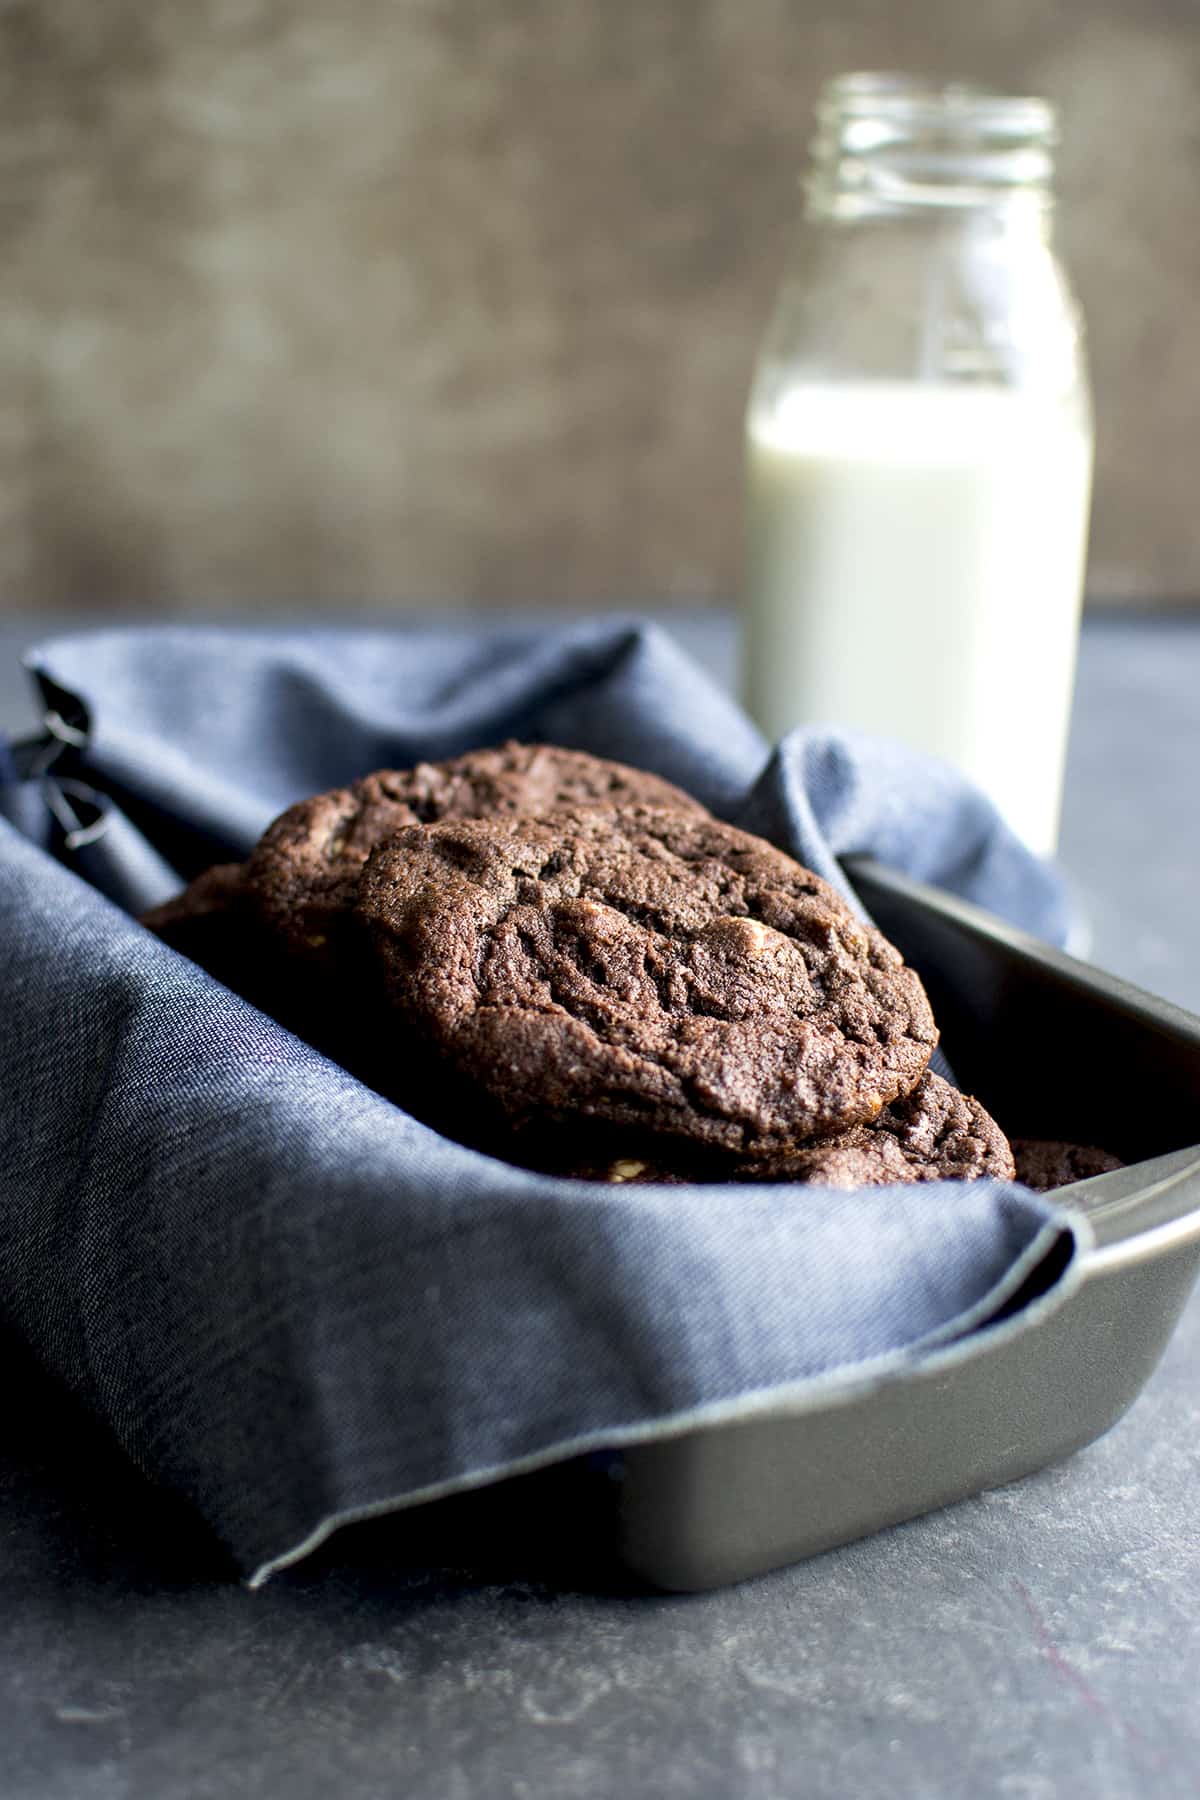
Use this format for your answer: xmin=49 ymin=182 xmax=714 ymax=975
xmin=1012 ymin=1139 xmax=1123 ymax=1192
xmin=243 ymin=742 xmax=705 ymax=965
xmin=357 ymin=804 xmax=938 ymax=1155
xmin=541 ymin=1072 xmax=1012 ymax=1187
xmin=733 ymin=1072 xmax=1014 ymax=1187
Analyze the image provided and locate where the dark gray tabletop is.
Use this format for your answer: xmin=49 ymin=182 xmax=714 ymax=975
xmin=2 ymin=611 xmax=1198 ymax=1800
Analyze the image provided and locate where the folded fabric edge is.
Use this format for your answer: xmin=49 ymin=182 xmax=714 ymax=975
xmin=245 ymin=1203 xmax=1087 ymax=1588
xmin=18 ymin=616 xmax=770 ymax=876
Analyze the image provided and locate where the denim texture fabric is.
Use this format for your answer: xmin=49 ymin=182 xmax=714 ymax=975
xmin=0 ymin=622 xmax=1078 ymax=1581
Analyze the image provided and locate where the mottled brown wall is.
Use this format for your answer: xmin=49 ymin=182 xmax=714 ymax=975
xmin=4 ymin=0 xmax=1199 ymax=615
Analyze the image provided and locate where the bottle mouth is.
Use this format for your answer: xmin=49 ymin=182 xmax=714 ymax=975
xmin=810 ymin=72 xmax=1058 ymax=215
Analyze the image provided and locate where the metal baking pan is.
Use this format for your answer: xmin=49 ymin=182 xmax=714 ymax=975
xmin=613 ymin=857 xmax=1200 ymax=1591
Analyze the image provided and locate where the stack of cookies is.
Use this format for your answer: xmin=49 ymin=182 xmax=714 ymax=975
xmin=143 ymin=742 xmax=1095 ymax=1191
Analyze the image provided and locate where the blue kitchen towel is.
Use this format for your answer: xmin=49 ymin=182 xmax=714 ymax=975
xmin=0 ymin=620 xmax=1081 ymax=1584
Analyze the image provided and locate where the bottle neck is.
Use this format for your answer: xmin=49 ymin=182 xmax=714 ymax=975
xmin=806 ymin=74 xmax=1058 ymax=230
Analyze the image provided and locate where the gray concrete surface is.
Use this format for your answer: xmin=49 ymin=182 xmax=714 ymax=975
xmin=1 ymin=611 xmax=1198 ymax=1799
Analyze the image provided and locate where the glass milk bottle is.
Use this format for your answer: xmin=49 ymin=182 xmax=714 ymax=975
xmin=743 ymin=74 xmax=1093 ymax=855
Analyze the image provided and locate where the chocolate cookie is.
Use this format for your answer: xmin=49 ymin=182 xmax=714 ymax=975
xmin=549 ymin=1073 xmax=1012 ymax=1188
xmin=142 ymin=861 xmax=243 ymax=939
xmin=357 ymin=804 xmax=937 ymax=1156
xmin=1012 ymin=1139 xmax=1124 ymax=1192
xmin=141 ymin=863 xmax=250 ymax=986
xmin=143 ymin=858 xmax=395 ymax=1063
xmin=244 ymin=743 xmax=706 ymax=966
